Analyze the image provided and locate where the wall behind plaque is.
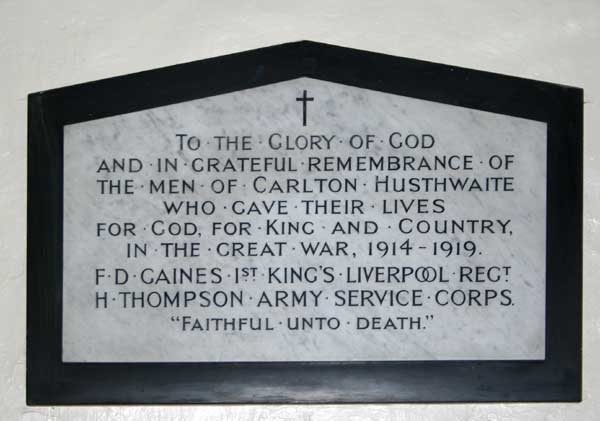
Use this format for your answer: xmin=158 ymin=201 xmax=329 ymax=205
xmin=1 ymin=0 xmax=598 ymax=419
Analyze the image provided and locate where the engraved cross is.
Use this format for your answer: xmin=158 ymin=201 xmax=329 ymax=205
xmin=296 ymin=90 xmax=314 ymax=126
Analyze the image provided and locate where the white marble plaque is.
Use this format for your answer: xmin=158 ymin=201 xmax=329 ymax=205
xmin=62 ymin=77 xmax=546 ymax=362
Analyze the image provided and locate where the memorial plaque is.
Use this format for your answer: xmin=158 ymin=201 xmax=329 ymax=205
xmin=27 ymin=41 xmax=583 ymax=404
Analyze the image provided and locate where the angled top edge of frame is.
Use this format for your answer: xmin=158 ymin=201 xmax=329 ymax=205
xmin=26 ymin=40 xmax=584 ymax=100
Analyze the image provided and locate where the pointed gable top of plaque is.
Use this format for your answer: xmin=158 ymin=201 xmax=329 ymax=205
xmin=29 ymin=40 xmax=581 ymax=128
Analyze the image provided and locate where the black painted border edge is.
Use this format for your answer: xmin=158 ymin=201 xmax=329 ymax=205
xmin=26 ymin=40 xmax=583 ymax=405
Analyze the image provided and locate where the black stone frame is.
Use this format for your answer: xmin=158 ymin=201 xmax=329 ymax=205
xmin=27 ymin=41 xmax=583 ymax=404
